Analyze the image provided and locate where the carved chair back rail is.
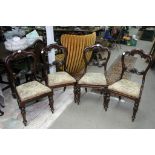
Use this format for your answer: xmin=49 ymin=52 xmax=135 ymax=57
xmin=121 ymin=49 xmax=152 ymax=98
xmin=5 ymin=51 xmax=37 ymax=81
xmin=41 ymin=43 xmax=68 ymax=85
xmin=106 ymin=49 xmax=152 ymax=121
xmin=41 ymin=43 xmax=76 ymax=111
xmin=83 ymin=44 xmax=111 ymax=74
xmin=75 ymin=44 xmax=111 ymax=108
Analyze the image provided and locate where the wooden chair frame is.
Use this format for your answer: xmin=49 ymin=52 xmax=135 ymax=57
xmin=75 ymin=44 xmax=111 ymax=109
xmin=105 ymin=49 xmax=152 ymax=121
xmin=5 ymin=50 xmax=53 ymax=126
xmin=41 ymin=43 xmax=76 ymax=105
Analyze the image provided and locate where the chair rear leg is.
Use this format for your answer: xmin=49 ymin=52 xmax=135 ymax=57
xmin=100 ymin=89 xmax=103 ymax=94
xmin=85 ymin=88 xmax=87 ymax=93
xmin=104 ymin=90 xmax=110 ymax=111
xmin=132 ymin=100 xmax=139 ymax=122
xmin=48 ymin=91 xmax=54 ymax=113
xmin=0 ymin=110 xmax=4 ymax=116
xmin=20 ymin=106 xmax=27 ymax=126
xmin=74 ymin=85 xmax=77 ymax=103
xmin=119 ymin=96 xmax=121 ymax=101
xmin=77 ymin=86 xmax=81 ymax=105
xmin=63 ymin=87 xmax=66 ymax=91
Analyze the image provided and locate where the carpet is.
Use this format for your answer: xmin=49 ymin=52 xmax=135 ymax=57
xmin=0 ymin=88 xmax=74 ymax=129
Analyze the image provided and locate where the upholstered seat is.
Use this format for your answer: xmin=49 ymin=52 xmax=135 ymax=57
xmin=108 ymin=79 xmax=140 ymax=98
xmin=78 ymin=72 xmax=107 ymax=85
xmin=75 ymin=44 xmax=110 ymax=105
xmin=5 ymin=51 xmax=54 ymax=126
xmin=41 ymin=44 xmax=76 ymax=122
xmin=48 ymin=71 xmax=76 ymax=87
xmin=16 ymin=81 xmax=51 ymax=102
xmin=105 ymin=49 xmax=152 ymax=121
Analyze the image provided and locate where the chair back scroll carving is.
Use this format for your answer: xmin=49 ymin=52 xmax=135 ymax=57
xmin=41 ymin=44 xmax=68 ymax=84
xmin=121 ymin=49 xmax=152 ymax=79
xmin=29 ymin=40 xmax=46 ymax=64
xmin=120 ymin=49 xmax=152 ymax=98
xmin=5 ymin=50 xmax=37 ymax=90
xmin=83 ymin=44 xmax=111 ymax=73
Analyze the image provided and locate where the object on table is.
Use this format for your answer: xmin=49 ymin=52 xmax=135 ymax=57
xmin=123 ymin=35 xmax=131 ymax=41
xmin=4 ymin=30 xmax=43 ymax=51
xmin=26 ymin=30 xmax=43 ymax=45
xmin=126 ymin=35 xmax=137 ymax=46
xmin=4 ymin=37 xmax=29 ymax=51
xmin=4 ymin=28 xmax=25 ymax=40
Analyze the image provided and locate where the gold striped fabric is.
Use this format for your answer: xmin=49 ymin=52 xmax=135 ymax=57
xmin=56 ymin=32 xmax=96 ymax=75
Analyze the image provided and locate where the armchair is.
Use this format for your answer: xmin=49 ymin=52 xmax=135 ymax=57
xmin=56 ymin=32 xmax=96 ymax=78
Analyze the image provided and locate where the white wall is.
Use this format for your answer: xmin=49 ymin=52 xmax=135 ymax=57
xmin=46 ymin=26 xmax=56 ymax=73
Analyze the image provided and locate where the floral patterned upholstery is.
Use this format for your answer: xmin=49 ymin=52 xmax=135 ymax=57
xmin=16 ymin=81 xmax=51 ymax=102
xmin=108 ymin=79 xmax=140 ymax=98
xmin=48 ymin=71 xmax=76 ymax=87
xmin=78 ymin=73 xmax=107 ymax=85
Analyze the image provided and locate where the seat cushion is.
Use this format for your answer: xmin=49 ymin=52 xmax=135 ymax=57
xmin=78 ymin=73 xmax=107 ymax=85
xmin=108 ymin=79 xmax=141 ymax=98
xmin=16 ymin=81 xmax=51 ymax=102
xmin=48 ymin=72 xmax=76 ymax=87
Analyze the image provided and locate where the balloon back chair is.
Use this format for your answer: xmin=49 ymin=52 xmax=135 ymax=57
xmin=41 ymin=44 xmax=76 ymax=107
xmin=55 ymin=32 xmax=96 ymax=78
xmin=106 ymin=49 xmax=152 ymax=121
xmin=26 ymin=40 xmax=46 ymax=82
xmin=5 ymin=50 xmax=53 ymax=126
xmin=75 ymin=44 xmax=111 ymax=109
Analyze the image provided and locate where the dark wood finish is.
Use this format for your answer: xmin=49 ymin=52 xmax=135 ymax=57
xmin=75 ymin=44 xmax=111 ymax=109
xmin=41 ymin=43 xmax=68 ymax=76
xmin=0 ymin=110 xmax=4 ymax=116
xmin=0 ymin=40 xmax=45 ymax=96
xmin=0 ymin=42 xmax=11 ymax=90
xmin=4 ymin=50 xmax=53 ymax=126
xmin=0 ymin=61 xmax=10 ymax=91
xmin=41 ymin=43 xmax=76 ymax=106
xmin=83 ymin=44 xmax=110 ymax=73
xmin=105 ymin=49 xmax=152 ymax=121
xmin=26 ymin=40 xmax=46 ymax=81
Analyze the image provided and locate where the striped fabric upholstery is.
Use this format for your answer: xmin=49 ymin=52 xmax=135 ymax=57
xmin=56 ymin=32 xmax=96 ymax=75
